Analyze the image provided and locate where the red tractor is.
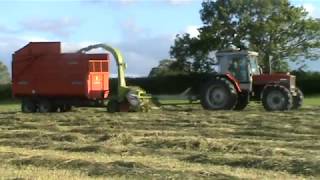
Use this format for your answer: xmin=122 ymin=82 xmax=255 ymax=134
xmin=199 ymin=48 xmax=303 ymax=111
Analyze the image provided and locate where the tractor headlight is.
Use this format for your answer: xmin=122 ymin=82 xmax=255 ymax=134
xmin=126 ymin=90 xmax=140 ymax=107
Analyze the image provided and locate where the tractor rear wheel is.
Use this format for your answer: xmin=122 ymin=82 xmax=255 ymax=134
xmin=107 ymin=100 xmax=120 ymax=113
xmin=262 ymin=85 xmax=293 ymax=111
xmin=292 ymin=88 xmax=303 ymax=109
xmin=234 ymin=92 xmax=250 ymax=111
xmin=39 ymin=99 xmax=54 ymax=113
xmin=200 ymin=78 xmax=238 ymax=110
xmin=21 ymin=99 xmax=36 ymax=113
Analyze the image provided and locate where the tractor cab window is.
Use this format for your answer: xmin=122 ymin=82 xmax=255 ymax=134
xmin=228 ymin=56 xmax=249 ymax=82
xmin=248 ymin=56 xmax=260 ymax=75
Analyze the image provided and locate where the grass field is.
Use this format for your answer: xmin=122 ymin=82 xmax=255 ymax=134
xmin=0 ymin=97 xmax=319 ymax=179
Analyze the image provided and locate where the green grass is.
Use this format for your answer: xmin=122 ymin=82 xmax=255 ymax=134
xmin=0 ymin=97 xmax=319 ymax=179
xmin=158 ymin=95 xmax=320 ymax=106
xmin=304 ymin=95 xmax=320 ymax=106
xmin=0 ymin=99 xmax=19 ymax=110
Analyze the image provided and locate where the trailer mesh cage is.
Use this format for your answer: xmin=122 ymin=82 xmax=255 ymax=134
xmin=89 ymin=60 xmax=108 ymax=72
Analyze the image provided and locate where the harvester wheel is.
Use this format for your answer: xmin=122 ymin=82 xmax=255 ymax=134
xmin=200 ymin=78 xmax=238 ymax=110
xmin=21 ymin=99 xmax=36 ymax=113
xmin=292 ymin=87 xmax=303 ymax=109
xmin=39 ymin=99 xmax=54 ymax=113
xmin=234 ymin=92 xmax=250 ymax=111
xmin=262 ymin=85 xmax=293 ymax=111
xmin=107 ymin=100 xmax=119 ymax=113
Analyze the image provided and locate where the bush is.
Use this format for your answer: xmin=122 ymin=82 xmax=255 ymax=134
xmin=292 ymin=71 xmax=320 ymax=95
xmin=0 ymin=84 xmax=11 ymax=100
xmin=109 ymin=72 xmax=320 ymax=96
xmin=110 ymin=73 xmax=215 ymax=95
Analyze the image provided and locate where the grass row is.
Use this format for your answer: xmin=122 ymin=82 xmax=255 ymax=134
xmin=0 ymin=96 xmax=319 ymax=179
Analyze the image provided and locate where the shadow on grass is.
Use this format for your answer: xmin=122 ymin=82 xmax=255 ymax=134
xmin=182 ymin=154 xmax=320 ymax=176
xmin=7 ymin=154 xmax=239 ymax=179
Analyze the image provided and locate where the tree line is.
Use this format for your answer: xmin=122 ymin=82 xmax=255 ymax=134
xmin=0 ymin=61 xmax=10 ymax=84
xmin=150 ymin=0 xmax=320 ymax=77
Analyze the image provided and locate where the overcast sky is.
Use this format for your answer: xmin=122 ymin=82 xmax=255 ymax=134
xmin=0 ymin=0 xmax=319 ymax=76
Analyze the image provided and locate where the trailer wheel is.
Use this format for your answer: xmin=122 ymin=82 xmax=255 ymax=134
xmin=292 ymin=87 xmax=303 ymax=109
xmin=234 ymin=92 xmax=250 ymax=111
xmin=262 ymin=85 xmax=293 ymax=111
xmin=200 ymin=78 xmax=238 ymax=110
xmin=107 ymin=100 xmax=119 ymax=113
xmin=21 ymin=99 xmax=36 ymax=113
xmin=60 ymin=105 xmax=72 ymax=112
xmin=39 ymin=100 xmax=54 ymax=113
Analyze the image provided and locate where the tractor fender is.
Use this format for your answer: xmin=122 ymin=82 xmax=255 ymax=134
xmin=224 ymin=73 xmax=242 ymax=93
xmin=205 ymin=74 xmax=242 ymax=93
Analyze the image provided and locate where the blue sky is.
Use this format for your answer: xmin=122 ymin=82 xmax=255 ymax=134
xmin=0 ymin=0 xmax=319 ymax=76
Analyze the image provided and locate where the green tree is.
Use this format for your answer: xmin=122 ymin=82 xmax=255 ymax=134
xmin=0 ymin=61 xmax=10 ymax=84
xmin=148 ymin=59 xmax=188 ymax=77
xmin=170 ymin=0 xmax=320 ymax=72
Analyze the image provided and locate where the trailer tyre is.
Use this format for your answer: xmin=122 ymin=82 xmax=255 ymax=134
xmin=262 ymin=85 xmax=293 ymax=111
xmin=292 ymin=87 xmax=303 ymax=110
xmin=60 ymin=105 xmax=72 ymax=112
xmin=21 ymin=99 xmax=36 ymax=113
xmin=200 ymin=78 xmax=238 ymax=110
xmin=39 ymin=100 xmax=54 ymax=113
xmin=107 ymin=100 xmax=119 ymax=113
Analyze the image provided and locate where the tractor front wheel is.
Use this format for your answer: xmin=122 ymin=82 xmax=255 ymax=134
xmin=200 ymin=78 xmax=238 ymax=110
xmin=292 ymin=88 xmax=303 ymax=109
xmin=262 ymin=85 xmax=293 ymax=111
xmin=234 ymin=92 xmax=250 ymax=111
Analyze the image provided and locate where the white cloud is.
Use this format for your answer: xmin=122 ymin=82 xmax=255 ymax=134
xmin=303 ymin=3 xmax=316 ymax=16
xmin=119 ymin=0 xmax=136 ymax=5
xmin=185 ymin=25 xmax=200 ymax=38
xmin=0 ymin=25 xmax=17 ymax=34
xmin=20 ymin=36 xmax=50 ymax=42
xmin=61 ymin=41 xmax=100 ymax=53
xmin=115 ymin=34 xmax=173 ymax=76
xmin=20 ymin=17 xmax=80 ymax=37
xmin=121 ymin=18 xmax=145 ymax=34
xmin=56 ymin=34 xmax=172 ymax=77
xmin=0 ymin=16 xmax=176 ymax=77
xmin=167 ymin=0 xmax=193 ymax=5
xmin=84 ymin=0 xmax=194 ymax=6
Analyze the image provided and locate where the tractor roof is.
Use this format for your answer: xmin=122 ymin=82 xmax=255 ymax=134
xmin=216 ymin=50 xmax=258 ymax=57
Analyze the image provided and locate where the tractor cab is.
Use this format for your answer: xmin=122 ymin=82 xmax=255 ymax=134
xmin=215 ymin=49 xmax=260 ymax=91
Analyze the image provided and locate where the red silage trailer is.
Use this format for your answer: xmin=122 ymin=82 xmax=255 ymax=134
xmin=12 ymin=42 xmax=110 ymax=113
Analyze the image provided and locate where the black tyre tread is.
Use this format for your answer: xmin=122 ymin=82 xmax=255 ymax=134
xmin=21 ymin=99 xmax=36 ymax=113
xmin=60 ymin=105 xmax=72 ymax=112
xmin=292 ymin=88 xmax=303 ymax=109
xmin=234 ymin=92 xmax=249 ymax=111
xmin=200 ymin=77 xmax=238 ymax=110
xmin=107 ymin=100 xmax=120 ymax=113
xmin=39 ymin=100 xmax=54 ymax=113
xmin=262 ymin=85 xmax=293 ymax=111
